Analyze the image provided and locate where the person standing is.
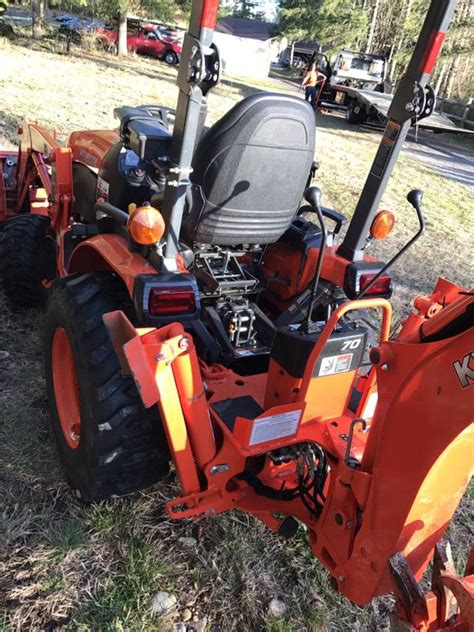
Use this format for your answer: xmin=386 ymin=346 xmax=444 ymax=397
xmin=301 ymin=63 xmax=325 ymax=110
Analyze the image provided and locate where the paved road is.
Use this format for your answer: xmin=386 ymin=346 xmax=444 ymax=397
xmin=316 ymin=108 xmax=474 ymax=191
xmin=403 ymin=133 xmax=474 ymax=190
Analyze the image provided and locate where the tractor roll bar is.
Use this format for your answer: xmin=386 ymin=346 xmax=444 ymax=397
xmin=338 ymin=0 xmax=458 ymax=262
xmin=161 ymin=0 xmax=221 ymax=270
xmin=160 ymin=0 xmax=458 ymax=268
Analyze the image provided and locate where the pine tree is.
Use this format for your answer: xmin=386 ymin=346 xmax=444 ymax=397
xmin=233 ymin=0 xmax=265 ymax=21
xmin=277 ymin=0 xmax=367 ymax=50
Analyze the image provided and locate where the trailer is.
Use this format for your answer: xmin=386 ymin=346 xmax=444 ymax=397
xmin=320 ymin=84 xmax=472 ymax=134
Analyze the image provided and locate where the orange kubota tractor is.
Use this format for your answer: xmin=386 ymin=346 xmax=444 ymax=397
xmin=0 ymin=0 xmax=472 ymax=629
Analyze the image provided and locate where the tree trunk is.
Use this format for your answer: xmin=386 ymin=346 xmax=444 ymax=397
xmin=32 ymin=0 xmax=42 ymax=38
xmin=365 ymin=0 xmax=380 ymax=54
xmin=389 ymin=60 xmax=397 ymax=85
xmin=118 ymin=12 xmax=128 ymax=57
xmin=435 ymin=61 xmax=448 ymax=96
xmin=445 ymin=55 xmax=461 ymax=99
xmin=39 ymin=0 xmax=45 ymax=24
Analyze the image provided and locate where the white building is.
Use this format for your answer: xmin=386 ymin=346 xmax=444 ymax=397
xmin=215 ymin=17 xmax=279 ymax=78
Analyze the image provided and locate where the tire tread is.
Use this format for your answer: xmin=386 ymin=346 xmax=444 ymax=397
xmin=45 ymin=272 xmax=169 ymax=502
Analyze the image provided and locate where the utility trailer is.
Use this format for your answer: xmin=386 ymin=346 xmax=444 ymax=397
xmin=311 ymin=49 xmax=471 ymax=134
xmin=325 ymin=84 xmax=472 ymax=133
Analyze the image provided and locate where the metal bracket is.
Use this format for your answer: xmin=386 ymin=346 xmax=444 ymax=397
xmin=432 ymin=540 xmax=459 ymax=623
xmin=344 ymin=418 xmax=367 ymax=468
xmin=408 ymin=84 xmax=436 ymax=123
xmin=177 ymin=34 xmax=221 ymax=97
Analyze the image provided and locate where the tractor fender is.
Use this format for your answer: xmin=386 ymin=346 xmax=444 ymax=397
xmin=68 ymin=234 xmax=156 ymax=298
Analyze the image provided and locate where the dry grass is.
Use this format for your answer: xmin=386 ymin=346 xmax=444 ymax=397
xmin=0 ymin=38 xmax=473 ymax=632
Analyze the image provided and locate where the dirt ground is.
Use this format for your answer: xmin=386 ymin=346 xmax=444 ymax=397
xmin=0 ymin=39 xmax=473 ymax=632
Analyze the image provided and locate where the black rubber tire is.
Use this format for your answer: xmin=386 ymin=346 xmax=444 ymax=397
xmin=164 ymin=50 xmax=178 ymax=65
xmin=345 ymin=99 xmax=367 ymax=125
xmin=44 ymin=272 xmax=170 ymax=502
xmin=0 ymin=214 xmax=55 ymax=307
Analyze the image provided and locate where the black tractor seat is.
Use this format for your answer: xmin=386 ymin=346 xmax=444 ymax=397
xmin=183 ymin=92 xmax=316 ymax=247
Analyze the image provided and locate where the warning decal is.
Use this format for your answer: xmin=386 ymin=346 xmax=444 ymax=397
xmin=97 ymin=176 xmax=110 ymax=201
xmin=370 ymin=120 xmax=401 ymax=179
xmin=249 ymin=410 xmax=302 ymax=446
xmin=319 ymin=353 xmax=353 ymax=376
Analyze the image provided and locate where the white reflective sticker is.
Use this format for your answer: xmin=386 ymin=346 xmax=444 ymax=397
xmin=249 ymin=410 xmax=301 ymax=446
xmin=97 ymin=176 xmax=110 ymax=201
xmin=319 ymin=353 xmax=353 ymax=376
xmin=362 ymin=392 xmax=378 ymax=419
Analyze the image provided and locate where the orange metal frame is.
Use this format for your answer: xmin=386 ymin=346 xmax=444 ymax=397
xmin=3 ymin=121 xmax=472 ymax=631
xmin=2 ymin=122 xmax=155 ymax=293
xmin=104 ymin=283 xmax=473 ymax=630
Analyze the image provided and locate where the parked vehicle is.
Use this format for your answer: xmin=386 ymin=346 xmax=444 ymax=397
xmin=313 ymin=49 xmax=386 ymax=102
xmin=97 ymin=21 xmax=182 ymax=64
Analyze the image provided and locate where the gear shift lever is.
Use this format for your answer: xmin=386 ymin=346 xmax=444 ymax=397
xmin=303 ymin=187 xmax=327 ymax=332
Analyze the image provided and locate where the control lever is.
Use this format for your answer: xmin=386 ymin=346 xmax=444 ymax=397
xmin=356 ymin=189 xmax=426 ymax=299
xmin=407 ymin=189 xmax=424 ymax=217
xmin=303 ymin=186 xmax=328 ymax=332
xmin=305 ymin=185 xmax=322 ymax=215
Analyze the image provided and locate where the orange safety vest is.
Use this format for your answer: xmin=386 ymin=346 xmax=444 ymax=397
xmin=303 ymin=69 xmax=317 ymax=87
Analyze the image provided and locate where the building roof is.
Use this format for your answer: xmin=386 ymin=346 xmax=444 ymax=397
xmin=216 ymin=17 xmax=275 ymax=41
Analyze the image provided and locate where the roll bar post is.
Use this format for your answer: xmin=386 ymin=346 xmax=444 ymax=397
xmin=338 ymin=0 xmax=458 ymax=262
xmin=161 ymin=0 xmax=221 ymax=270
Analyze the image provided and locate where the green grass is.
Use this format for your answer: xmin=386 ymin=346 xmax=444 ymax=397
xmin=40 ymin=576 xmax=68 ymax=594
xmin=0 ymin=36 xmax=472 ymax=632
xmin=87 ymin=500 xmax=141 ymax=533
xmin=49 ymin=521 xmax=88 ymax=561
xmin=270 ymin=66 xmax=303 ymax=87
xmin=73 ymin=538 xmax=167 ymax=631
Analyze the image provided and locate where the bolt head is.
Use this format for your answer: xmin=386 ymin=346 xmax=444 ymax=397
xmin=156 ymin=352 xmax=167 ymax=362
xmin=178 ymin=337 xmax=190 ymax=350
xmin=369 ymin=348 xmax=381 ymax=364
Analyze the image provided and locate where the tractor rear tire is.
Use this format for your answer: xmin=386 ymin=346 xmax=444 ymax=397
xmin=0 ymin=214 xmax=55 ymax=307
xmin=44 ymin=272 xmax=170 ymax=502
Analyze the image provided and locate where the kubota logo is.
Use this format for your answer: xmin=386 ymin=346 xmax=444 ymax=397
xmin=453 ymin=352 xmax=474 ymax=388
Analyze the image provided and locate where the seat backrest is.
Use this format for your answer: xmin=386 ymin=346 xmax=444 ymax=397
xmin=184 ymin=92 xmax=316 ymax=246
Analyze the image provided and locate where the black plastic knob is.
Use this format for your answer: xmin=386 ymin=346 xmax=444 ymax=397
xmin=304 ymin=186 xmax=322 ymax=212
xmin=407 ymin=189 xmax=423 ymax=210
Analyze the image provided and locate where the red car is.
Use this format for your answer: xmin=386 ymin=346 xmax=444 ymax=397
xmin=98 ymin=23 xmax=182 ymax=65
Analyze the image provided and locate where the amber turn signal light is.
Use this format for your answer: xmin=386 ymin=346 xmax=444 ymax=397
xmin=370 ymin=210 xmax=395 ymax=239
xmin=128 ymin=205 xmax=165 ymax=245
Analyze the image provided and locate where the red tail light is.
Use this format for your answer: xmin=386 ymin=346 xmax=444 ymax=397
xmin=359 ymin=273 xmax=392 ymax=296
xmin=149 ymin=286 xmax=196 ymax=315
